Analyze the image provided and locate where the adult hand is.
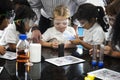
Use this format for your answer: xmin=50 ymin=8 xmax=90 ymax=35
xmin=104 ymin=46 xmax=112 ymax=55
xmin=32 ymin=29 xmax=42 ymax=43
xmin=0 ymin=46 xmax=6 ymax=55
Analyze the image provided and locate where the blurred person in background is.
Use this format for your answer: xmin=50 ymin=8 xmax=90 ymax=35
xmin=0 ymin=0 xmax=13 ymax=54
xmin=28 ymin=0 xmax=87 ymax=34
xmin=104 ymin=11 xmax=120 ymax=58
xmin=103 ymin=0 xmax=120 ymax=58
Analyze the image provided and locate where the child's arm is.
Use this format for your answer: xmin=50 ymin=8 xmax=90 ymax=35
xmin=70 ymin=38 xmax=93 ymax=50
xmin=40 ymin=40 xmax=59 ymax=49
xmin=64 ymin=41 xmax=76 ymax=48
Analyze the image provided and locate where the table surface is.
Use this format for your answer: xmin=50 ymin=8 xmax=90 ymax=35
xmin=0 ymin=47 xmax=120 ymax=80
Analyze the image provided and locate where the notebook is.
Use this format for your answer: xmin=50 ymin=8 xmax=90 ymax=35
xmin=0 ymin=51 xmax=16 ymax=60
xmin=88 ymin=68 xmax=120 ymax=80
xmin=45 ymin=55 xmax=85 ymax=66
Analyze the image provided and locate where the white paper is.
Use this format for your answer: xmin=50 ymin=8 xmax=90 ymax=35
xmin=88 ymin=68 xmax=120 ymax=80
xmin=0 ymin=67 xmax=3 ymax=74
xmin=0 ymin=51 xmax=16 ymax=60
xmin=45 ymin=55 xmax=85 ymax=66
xmin=29 ymin=43 xmax=41 ymax=62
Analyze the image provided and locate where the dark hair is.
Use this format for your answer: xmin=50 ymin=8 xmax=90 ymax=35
xmin=74 ymin=3 xmax=109 ymax=32
xmin=111 ymin=11 xmax=120 ymax=50
xmin=0 ymin=0 xmax=13 ymax=24
xmin=14 ymin=5 xmax=36 ymax=34
xmin=12 ymin=0 xmax=30 ymax=7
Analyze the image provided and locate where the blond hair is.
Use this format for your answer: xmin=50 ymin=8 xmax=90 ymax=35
xmin=53 ymin=5 xmax=70 ymax=19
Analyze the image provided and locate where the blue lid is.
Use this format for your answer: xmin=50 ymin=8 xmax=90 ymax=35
xmin=98 ymin=61 xmax=104 ymax=68
xmin=92 ymin=60 xmax=97 ymax=66
xmin=19 ymin=34 xmax=27 ymax=40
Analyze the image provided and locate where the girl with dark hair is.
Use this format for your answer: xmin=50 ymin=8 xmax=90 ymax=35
xmin=71 ymin=3 xmax=109 ymax=50
xmin=89 ymin=0 xmax=120 ymax=58
xmin=0 ymin=0 xmax=13 ymax=54
xmin=0 ymin=5 xmax=36 ymax=51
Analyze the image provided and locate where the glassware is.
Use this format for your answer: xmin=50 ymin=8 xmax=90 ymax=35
xmin=92 ymin=44 xmax=98 ymax=66
xmin=16 ymin=34 xmax=30 ymax=80
xmin=98 ymin=44 xmax=104 ymax=68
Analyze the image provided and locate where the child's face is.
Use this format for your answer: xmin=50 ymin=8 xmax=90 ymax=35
xmin=54 ymin=16 xmax=69 ymax=32
xmin=79 ymin=19 xmax=94 ymax=29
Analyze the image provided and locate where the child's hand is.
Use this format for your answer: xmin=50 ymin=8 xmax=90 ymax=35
xmin=0 ymin=46 xmax=6 ymax=55
xmin=70 ymin=35 xmax=82 ymax=45
xmin=51 ymin=42 xmax=59 ymax=48
xmin=89 ymin=48 xmax=100 ymax=56
xmin=70 ymin=38 xmax=82 ymax=45
xmin=89 ymin=49 xmax=93 ymax=55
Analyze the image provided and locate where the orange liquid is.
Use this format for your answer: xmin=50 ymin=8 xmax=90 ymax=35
xmin=17 ymin=50 xmax=29 ymax=63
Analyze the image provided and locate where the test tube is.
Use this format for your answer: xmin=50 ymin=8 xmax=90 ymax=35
xmin=58 ymin=43 xmax=64 ymax=57
xmin=92 ymin=44 xmax=97 ymax=66
xmin=98 ymin=44 xmax=104 ymax=68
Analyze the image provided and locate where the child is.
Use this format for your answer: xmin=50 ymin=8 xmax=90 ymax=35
xmin=71 ymin=3 xmax=109 ymax=50
xmin=0 ymin=0 xmax=13 ymax=54
xmin=41 ymin=5 xmax=76 ymax=49
xmin=0 ymin=5 xmax=36 ymax=52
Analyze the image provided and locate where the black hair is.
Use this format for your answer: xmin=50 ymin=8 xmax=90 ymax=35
xmin=0 ymin=0 xmax=13 ymax=24
xmin=74 ymin=3 xmax=109 ymax=32
xmin=111 ymin=11 xmax=120 ymax=50
xmin=12 ymin=0 xmax=30 ymax=7
xmin=14 ymin=5 xmax=36 ymax=34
